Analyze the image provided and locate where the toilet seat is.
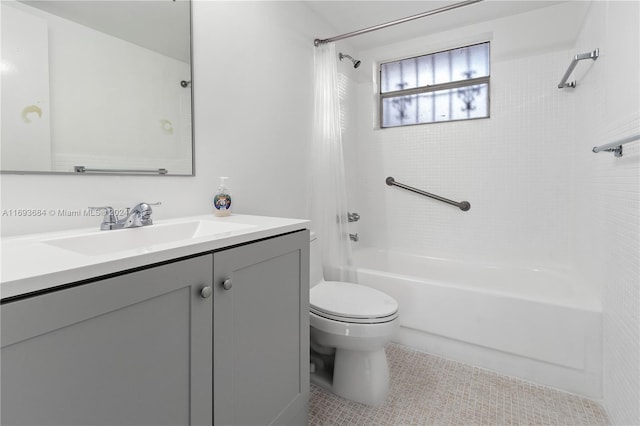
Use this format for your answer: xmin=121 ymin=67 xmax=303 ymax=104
xmin=310 ymin=281 xmax=399 ymax=324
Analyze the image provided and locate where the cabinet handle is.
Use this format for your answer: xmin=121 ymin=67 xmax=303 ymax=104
xmin=222 ymin=278 xmax=232 ymax=290
xmin=200 ymin=286 xmax=212 ymax=298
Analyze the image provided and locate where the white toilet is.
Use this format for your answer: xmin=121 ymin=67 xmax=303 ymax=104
xmin=309 ymin=232 xmax=399 ymax=406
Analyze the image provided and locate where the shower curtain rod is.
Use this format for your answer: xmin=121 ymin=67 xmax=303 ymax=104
xmin=313 ymin=0 xmax=483 ymax=46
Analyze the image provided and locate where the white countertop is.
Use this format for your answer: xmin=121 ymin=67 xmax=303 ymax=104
xmin=1 ymin=214 xmax=309 ymax=300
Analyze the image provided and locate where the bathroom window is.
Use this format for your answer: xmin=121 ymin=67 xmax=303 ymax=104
xmin=379 ymin=42 xmax=490 ymax=128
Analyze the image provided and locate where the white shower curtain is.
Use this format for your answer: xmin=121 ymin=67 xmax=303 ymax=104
xmin=310 ymin=42 xmax=354 ymax=282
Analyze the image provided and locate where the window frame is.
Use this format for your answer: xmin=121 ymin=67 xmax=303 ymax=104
xmin=378 ymin=41 xmax=491 ymax=129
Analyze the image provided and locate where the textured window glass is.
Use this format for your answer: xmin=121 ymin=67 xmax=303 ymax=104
xmin=399 ymin=57 xmax=418 ymax=91
xmin=417 ymin=93 xmax=435 ymax=123
xmin=382 ymin=95 xmax=418 ymax=127
xmin=417 ymin=55 xmax=434 ymax=87
xmin=382 ymin=84 xmax=489 ymax=128
xmin=451 ymin=48 xmax=468 ymax=81
xmin=433 ymin=90 xmax=451 ymax=122
xmin=452 ymin=83 xmax=488 ymax=120
xmin=380 ymin=61 xmax=400 ymax=93
xmin=381 ymin=57 xmax=420 ymax=93
xmin=469 ymin=43 xmax=490 ymax=78
xmin=433 ymin=51 xmax=452 ymax=85
xmin=381 ymin=43 xmax=490 ymax=89
xmin=381 ymin=98 xmax=400 ymax=127
xmin=380 ymin=42 xmax=490 ymax=128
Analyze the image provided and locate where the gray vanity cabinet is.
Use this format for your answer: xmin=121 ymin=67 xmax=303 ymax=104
xmin=1 ymin=254 xmax=213 ymax=426
xmin=213 ymin=230 xmax=310 ymax=426
xmin=1 ymin=230 xmax=309 ymax=426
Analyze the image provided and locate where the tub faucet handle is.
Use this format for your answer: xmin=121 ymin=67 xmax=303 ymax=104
xmin=348 ymin=212 xmax=360 ymax=222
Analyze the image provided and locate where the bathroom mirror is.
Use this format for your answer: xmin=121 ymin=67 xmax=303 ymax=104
xmin=1 ymin=0 xmax=193 ymax=176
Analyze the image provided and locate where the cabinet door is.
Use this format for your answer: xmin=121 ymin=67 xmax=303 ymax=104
xmin=214 ymin=231 xmax=309 ymax=426
xmin=1 ymin=254 xmax=213 ymax=426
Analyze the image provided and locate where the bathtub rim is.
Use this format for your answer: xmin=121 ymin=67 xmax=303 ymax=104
xmin=350 ymin=246 xmax=602 ymax=312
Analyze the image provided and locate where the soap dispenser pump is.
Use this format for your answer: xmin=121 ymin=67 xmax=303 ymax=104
xmin=213 ymin=176 xmax=232 ymax=217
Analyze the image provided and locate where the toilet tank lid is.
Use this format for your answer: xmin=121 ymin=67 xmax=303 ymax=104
xmin=310 ymin=281 xmax=398 ymax=319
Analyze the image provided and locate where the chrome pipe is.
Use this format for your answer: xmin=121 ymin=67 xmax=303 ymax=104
xmin=558 ymin=48 xmax=599 ymax=89
xmin=314 ymin=0 xmax=483 ymax=46
xmin=592 ymin=134 xmax=640 ymax=158
xmin=385 ymin=177 xmax=470 ymax=211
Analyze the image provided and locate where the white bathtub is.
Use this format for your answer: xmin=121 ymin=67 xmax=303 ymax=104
xmin=351 ymin=247 xmax=602 ymax=398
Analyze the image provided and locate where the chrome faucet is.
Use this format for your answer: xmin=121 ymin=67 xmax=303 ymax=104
xmin=90 ymin=202 xmax=161 ymax=231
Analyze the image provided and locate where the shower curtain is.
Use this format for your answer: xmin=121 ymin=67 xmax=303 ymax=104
xmin=310 ymin=42 xmax=354 ymax=282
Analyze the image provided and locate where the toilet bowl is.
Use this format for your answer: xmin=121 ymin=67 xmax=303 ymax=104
xmin=309 ymin=233 xmax=399 ymax=406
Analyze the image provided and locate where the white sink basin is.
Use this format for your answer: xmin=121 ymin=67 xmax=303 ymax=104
xmin=42 ymin=220 xmax=256 ymax=256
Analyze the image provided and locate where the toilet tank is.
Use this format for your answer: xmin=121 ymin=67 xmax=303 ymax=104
xmin=309 ymin=232 xmax=324 ymax=289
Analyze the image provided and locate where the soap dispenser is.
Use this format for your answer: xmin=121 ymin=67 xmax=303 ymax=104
xmin=213 ymin=176 xmax=232 ymax=217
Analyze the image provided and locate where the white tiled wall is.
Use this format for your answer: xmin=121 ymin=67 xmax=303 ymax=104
xmin=571 ymin=2 xmax=639 ymax=424
xmin=350 ymin=4 xmax=583 ymax=272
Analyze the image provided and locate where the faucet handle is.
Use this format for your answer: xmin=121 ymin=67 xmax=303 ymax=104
xmin=134 ymin=202 xmax=161 ymax=225
xmin=136 ymin=202 xmax=161 ymax=214
xmin=138 ymin=201 xmax=160 ymax=214
xmin=89 ymin=206 xmax=116 ymax=219
xmin=89 ymin=206 xmax=118 ymax=230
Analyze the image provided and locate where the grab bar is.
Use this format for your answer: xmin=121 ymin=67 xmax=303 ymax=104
xmin=385 ymin=177 xmax=471 ymax=211
xmin=74 ymin=166 xmax=168 ymax=174
xmin=558 ymin=48 xmax=599 ymax=88
xmin=592 ymin=134 xmax=640 ymax=158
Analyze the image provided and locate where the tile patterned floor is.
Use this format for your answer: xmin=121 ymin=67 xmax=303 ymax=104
xmin=309 ymin=343 xmax=609 ymax=426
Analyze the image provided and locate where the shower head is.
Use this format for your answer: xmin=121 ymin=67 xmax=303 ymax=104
xmin=339 ymin=52 xmax=361 ymax=69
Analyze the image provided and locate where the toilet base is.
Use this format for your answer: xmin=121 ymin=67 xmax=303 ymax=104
xmin=332 ymin=347 xmax=390 ymax=406
xmin=311 ymin=345 xmax=391 ymax=406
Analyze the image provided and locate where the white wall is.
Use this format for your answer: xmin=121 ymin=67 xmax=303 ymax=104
xmin=1 ymin=1 xmax=327 ymax=236
xmin=1 ymin=4 xmax=52 ymax=171
xmin=570 ymin=2 xmax=640 ymax=423
xmin=191 ymin=1 xmax=320 ymax=220
xmin=349 ymin=2 xmax=588 ymax=273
